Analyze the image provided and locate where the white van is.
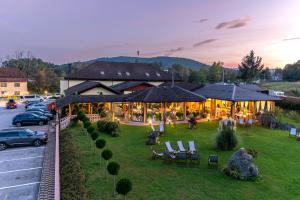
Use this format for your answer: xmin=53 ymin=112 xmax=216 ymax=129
xmin=20 ymin=94 xmax=44 ymax=103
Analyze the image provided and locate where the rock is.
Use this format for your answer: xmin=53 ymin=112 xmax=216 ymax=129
xmin=227 ymin=148 xmax=259 ymax=178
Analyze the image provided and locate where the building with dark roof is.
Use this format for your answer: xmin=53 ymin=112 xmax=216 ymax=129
xmin=60 ymin=61 xmax=182 ymax=94
xmin=0 ymin=67 xmax=28 ymax=97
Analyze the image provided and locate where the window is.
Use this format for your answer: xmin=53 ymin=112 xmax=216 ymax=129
xmin=14 ymin=82 xmax=20 ymax=87
xmin=117 ymin=72 xmax=122 ymax=76
xmin=14 ymin=91 xmax=20 ymax=96
xmin=0 ymin=83 xmax=7 ymax=87
xmin=145 ymin=72 xmax=150 ymax=77
xmin=1 ymin=91 xmax=7 ymax=95
xmin=126 ymin=72 xmax=130 ymax=76
xmin=156 ymin=72 xmax=161 ymax=77
xmin=100 ymin=71 xmax=105 ymax=75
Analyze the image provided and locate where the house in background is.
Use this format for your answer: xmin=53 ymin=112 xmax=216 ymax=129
xmin=60 ymin=61 xmax=181 ymax=95
xmin=0 ymin=67 xmax=28 ymax=97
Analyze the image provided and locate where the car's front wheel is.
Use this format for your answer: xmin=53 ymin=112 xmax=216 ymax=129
xmin=0 ymin=143 xmax=7 ymax=151
xmin=33 ymin=139 xmax=42 ymax=147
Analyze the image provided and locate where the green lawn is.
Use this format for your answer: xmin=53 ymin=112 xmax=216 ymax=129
xmin=262 ymin=81 xmax=300 ymax=96
xmin=67 ymin=121 xmax=300 ymax=200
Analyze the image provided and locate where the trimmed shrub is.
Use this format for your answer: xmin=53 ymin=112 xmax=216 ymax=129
xmin=102 ymin=149 xmax=113 ymax=178
xmin=95 ymin=139 xmax=106 ymax=149
xmin=83 ymin=121 xmax=91 ymax=129
xmin=107 ymin=161 xmax=121 ymax=196
xmin=116 ymin=178 xmax=132 ymax=199
xmin=90 ymin=131 xmax=99 ymax=140
xmin=77 ymin=110 xmax=85 ymax=121
xmin=60 ymin=130 xmax=88 ymax=200
xmin=97 ymin=120 xmax=107 ymax=132
xmin=105 ymin=121 xmax=119 ymax=135
xmin=216 ymin=127 xmax=238 ymax=151
xmin=87 ymin=126 xmax=95 ymax=134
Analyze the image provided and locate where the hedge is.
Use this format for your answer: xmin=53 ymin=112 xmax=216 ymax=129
xmin=60 ymin=130 xmax=88 ymax=200
xmin=276 ymin=97 xmax=300 ymax=111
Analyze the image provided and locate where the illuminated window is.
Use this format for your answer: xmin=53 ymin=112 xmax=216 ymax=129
xmin=1 ymin=83 xmax=7 ymax=87
xmin=14 ymin=82 xmax=20 ymax=87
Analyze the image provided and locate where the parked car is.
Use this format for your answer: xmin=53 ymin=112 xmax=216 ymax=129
xmin=0 ymin=128 xmax=48 ymax=150
xmin=25 ymin=100 xmax=41 ymax=109
xmin=20 ymin=94 xmax=44 ymax=103
xmin=26 ymin=108 xmax=52 ymax=115
xmin=27 ymin=103 xmax=48 ymax=110
xmin=26 ymin=110 xmax=53 ymax=120
xmin=6 ymin=99 xmax=17 ymax=109
xmin=12 ymin=113 xmax=49 ymax=127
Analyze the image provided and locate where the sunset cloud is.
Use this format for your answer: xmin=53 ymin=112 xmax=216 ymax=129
xmin=215 ymin=17 xmax=251 ymax=30
xmin=282 ymin=37 xmax=300 ymax=41
xmin=193 ymin=39 xmax=217 ymax=48
xmin=165 ymin=47 xmax=184 ymax=55
xmin=195 ymin=18 xmax=208 ymax=23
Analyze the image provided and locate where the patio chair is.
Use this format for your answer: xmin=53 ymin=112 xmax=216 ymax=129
xmin=239 ymin=118 xmax=245 ymax=126
xmin=159 ymin=121 xmax=165 ymax=134
xmin=152 ymin=150 xmax=164 ymax=160
xmin=175 ymin=152 xmax=189 ymax=166
xmin=165 ymin=141 xmax=177 ymax=154
xmin=177 ymin=141 xmax=186 ymax=152
xmin=163 ymin=151 xmax=176 ymax=162
xmin=188 ymin=141 xmax=197 ymax=154
xmin=289 ymin=128 xmax=297 ymax=137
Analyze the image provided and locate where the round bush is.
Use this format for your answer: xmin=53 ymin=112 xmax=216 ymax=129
xmin=101 ymin=149 xmax=113 ymax=161
xmin=87 ymin=126 xmax=95 ymax=134
xmin=216 ymin=127 xmax=238 ymax=151
xmin=107 ymin=161 xmax=120 ymax=176
xmin=83 ymin=121 xmax=91 ymax=129
xmin=97 ymin=120 xmax=107 ymax=132
xmin=116 ymin=178 xmax=132 ymax=196
xmin=90 ymin=131 xmax=98 ymax=140
xmin=95 ymin=139 xmax=106 ymax=149
xmin=105 ymin=122 xmax=119 ymax=134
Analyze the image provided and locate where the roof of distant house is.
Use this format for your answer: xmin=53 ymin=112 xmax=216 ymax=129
xmin=64 ymin=61 xmax=182 ymax=82
xmin=0 ymin=67 xmax=27 ymax=82
xmin=64 ymin=81 xmax=120 ymax=96
xmin=194 ymin=83 xmax=280 ymax=101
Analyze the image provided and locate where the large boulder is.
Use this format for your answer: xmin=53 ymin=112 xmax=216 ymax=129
xmin=227 ymin=148 xmax=259 ymax=179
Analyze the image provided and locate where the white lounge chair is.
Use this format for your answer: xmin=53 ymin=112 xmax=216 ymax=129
xmin=188 ymin=141 xmax=197 ymax=154
xmin=239 ymin=118 xmax=244 ymax=125
xmin=290 ymin=128 xmax=297 ymax=137
xmin=159 ymin=122 xmax=165 ymax=133
xmin=177 ymin=141 xmax=186 ymax=152
xmin=165 ymin=141 xmax=177 ymax=154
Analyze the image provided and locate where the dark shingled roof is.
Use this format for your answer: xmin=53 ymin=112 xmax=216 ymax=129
xmin=160 ymin=82 xmax=203 ymax=91
xmin=125 ymin=86 xmax=206 ymax=103
xmin=65 ymin=61 xmax=182 ymax=82
xmin=0 ymin=67 xmax=27 ymax=82
xmin=238 ymin=84 xmax=263 ymax=92
xmin=111 ymin=81 xmax=153 ymax=92
xmin=194 ymin=83 xmax=280 ymax=101
xmin=56 ymin=95 xmax=125 ymax=108
xmin=64 ymin=81 xmax=120 ymax=96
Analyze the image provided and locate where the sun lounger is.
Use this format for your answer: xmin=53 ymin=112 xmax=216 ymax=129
xmin=188 ymin=141 xmax=197 ymax=154
xmin=177 ymin=141 xmax=186 ymax=152
xmin=165 ymin=141 xmax=177 ymax=154
xmin=290 ymin=128 xmax=297 ymax=137
xmin=239 ymin=118 xmax=244 ymax=125
xmin=163 ymin=151 xmax=176 ymax=162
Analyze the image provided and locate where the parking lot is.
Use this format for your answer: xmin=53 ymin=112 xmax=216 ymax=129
xmin=0 ymin=102 xmax=48 ymax=200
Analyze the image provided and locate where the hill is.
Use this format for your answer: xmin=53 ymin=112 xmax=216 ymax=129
xmin=86 ymin=56 xmax=209 ymax=70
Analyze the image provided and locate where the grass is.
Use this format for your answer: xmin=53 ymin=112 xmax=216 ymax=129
xmin=66 ymin=122 xmax=300 ymax=200
xmin=262 ymin=82 xmax=300 ymax=96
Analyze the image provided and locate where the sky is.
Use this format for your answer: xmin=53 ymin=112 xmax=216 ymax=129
xmin=0 ymin=0 xmax=300 ymax=68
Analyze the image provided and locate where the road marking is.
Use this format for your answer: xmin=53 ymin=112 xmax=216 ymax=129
xmin=0 ymin=182 xmax=40 ymax=190
xmin=0 ymin=167 xmax=42 ymax=174
xmin=0 ymin=156 xmax=43 ymax=163
xmin=0 ymin=147 xmax=45 ymax=153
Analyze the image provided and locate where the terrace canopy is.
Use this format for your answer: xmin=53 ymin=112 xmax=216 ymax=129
xmin=193 ymin=83 xmax=280 ymax=119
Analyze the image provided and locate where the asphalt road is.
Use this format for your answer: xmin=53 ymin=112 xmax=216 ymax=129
xmin=0 ymin=102 xmax=48 ymax=200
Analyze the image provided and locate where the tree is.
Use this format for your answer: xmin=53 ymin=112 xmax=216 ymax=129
xmin=107 ymin=161 xmax=121 ymax=196
xmin=171 ymin=64 xmax=190 ymax=82
xmin=282 ymin=60 xmax=300 ymax=81
xmin=116 ymin=178 xmax=132 ymax=200
xmin=238 ymin=50 xmax=264 ymax=82
xmin=188 ymin=70 xmax=199 ymax=83
xmin=198 ymin=68 xmax=208 ymax=83
xmin=260 ymin=67 xmax=272 ymax=81
xmin=101 ymin=149 xmax=113 ymax=178
xmin=208 ymin=62 xmax=223 ymax=83
xmin=95 ymin=139 xmax=106 ymax=167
